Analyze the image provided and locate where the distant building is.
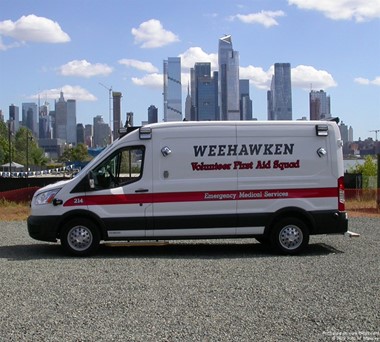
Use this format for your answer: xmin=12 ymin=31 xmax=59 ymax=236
xmin=76 ymin=124 xmax=85 ymax=144
xmin=9 ymin=104 xmax=20 ymax=132
xmin=55 ymin=92 xmax=67 ymax=142
xmin=148 ymin=105 xmax=158 ymax=124
xmin=310 ymin=90 xmax=331 ymax=120
xmin=85 ymin=124 xmax=93 ymax=147
xmin=239 ymin=79 xmax=253 ymax=120
xmin=184 ymin=85 xmax=192 ymax=121
xmin=339 ymin=121 xmax=349 ymax=144
xmin=191 ymin=62 xmax=218 ymax=121
xmin=22 ymin=102 xmax=38 ymax=137
xmin=38 ymin=138 xmax=65 ymax=159
xmin=93 ymin=115 xmax=111 ymax=147
xmin=66 ymin=99 xmax=77 ymax=145
xmin=218 ymin=35 xmax=240 ymax=120
xmin=125 ymin=112 xmax=134 ymax=127
xmin=39 ymin=101 xmax=53 ymax=139
xmin=54 ymin=91 xmax=77 ymax=145
xmin=267 ymin=63 xmax=292 ymax=120
xmin=112 ymin=91 xmax=122 ymax=141
xmin=163 ymin=57 xmax=182 ymax=121
xmin=348 ymin=126 xmax=354 ymax=142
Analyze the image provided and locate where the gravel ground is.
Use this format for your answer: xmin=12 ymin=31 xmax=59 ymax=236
xmin=0 ymin=218 xmax=379 ymax=342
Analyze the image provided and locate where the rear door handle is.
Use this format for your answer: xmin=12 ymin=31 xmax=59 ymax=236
xmin=135 ymin=189 xmax=149 ymax=193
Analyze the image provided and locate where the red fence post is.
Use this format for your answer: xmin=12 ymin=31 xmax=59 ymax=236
xmin=377 ymin=154 xmax=380 ymax=210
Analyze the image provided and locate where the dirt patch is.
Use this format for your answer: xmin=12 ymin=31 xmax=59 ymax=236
xmin=0 ymin=202 xmax=30 ymax=221
xmin=347 ymin=208 xmax=380 ymax=218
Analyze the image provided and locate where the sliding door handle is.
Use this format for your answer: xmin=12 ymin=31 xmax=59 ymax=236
xmin=135 ymin=188 xmax=149 ymax=193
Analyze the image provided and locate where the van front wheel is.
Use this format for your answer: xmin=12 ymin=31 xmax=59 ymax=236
xmin=270 ymin=217 xmax=309 ymax=254
xmin=61 ymin=218 xmax=100 ymax=256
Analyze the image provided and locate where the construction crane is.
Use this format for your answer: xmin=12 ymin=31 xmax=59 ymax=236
xmin=369 ymin=129 xmax=379 ymax=141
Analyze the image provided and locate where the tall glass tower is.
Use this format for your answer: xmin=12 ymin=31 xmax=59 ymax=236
xmin=267 ymin=63 xmax=292 ymax=120
xmin=163 ymin=57 xmax=182 ymax=122
xmin=190 ymin=63 xmax=218 ymax=121
xmin=218 ymin=35 xmax=240 ymax=121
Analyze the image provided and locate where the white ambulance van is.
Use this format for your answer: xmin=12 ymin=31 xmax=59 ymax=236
xmin=27 ymin=121 xmax=348 ymax=256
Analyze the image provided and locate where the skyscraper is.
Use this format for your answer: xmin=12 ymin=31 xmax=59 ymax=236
xmin=163 ymin=57 xmax=182 ymax=122
xmin=310 ymin=90 xmax=331 ymax=120
xmin=66 ymin=99 xmax=77 ymax=145
xmin=239 ymin=79 xmax=253 ymax=120
xmin=190 ymin=62 xmax=218 ymax=121
xmin=147 ymin=105 xmax=158 ymax=124
xmin=39 ymin=101 xmax=52 ymax=139
xmin=9 ymin=104 xmax=20 ymax=132
xmin=76 ymin=123 xmax=85 ymax=144
xmin=55 ymin=91 xmax=67 ymax=141
xmin=267 ymin=63 xmax=292 ymax=120
xmin=218 ymin=35 xmax=240 ymax=120
xmin=93 ymin=115 xmax=111 ymax=147
xmin=112 ymin=91 xmax=122 ymax=141
xmin=54 ymin=91 xmax=77 ymax=145
xmin=22 ymin=102 xmax=38 ymax=137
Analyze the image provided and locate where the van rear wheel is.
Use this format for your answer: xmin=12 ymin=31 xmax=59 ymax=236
xmin=61 ymin=218 xmax=100 ymax=256
xmin=270 ymin=217 xmax=309 ymax=254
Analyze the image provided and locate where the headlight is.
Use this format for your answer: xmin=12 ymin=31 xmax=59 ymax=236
xmin=34 ymin=188 xmax=62 ymax=205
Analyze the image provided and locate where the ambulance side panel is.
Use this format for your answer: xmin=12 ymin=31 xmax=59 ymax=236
xmin=150 ymin=125 xmax=238 ymax=237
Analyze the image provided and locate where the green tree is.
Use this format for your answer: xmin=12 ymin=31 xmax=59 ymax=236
xmin=0 ymin=121 xmax=15 ymax=166
xmin=0 ymin=121 xmax=7 ymax=164
xmin=72 ymin=143 xmax=90 ymax=162
xmin=348 ymin=156 xmax=377 ymax=188
xmin=349 ymin=156 xmax=377 ymax=176
xmin=59 ymin=143 xmax=90 ymax=163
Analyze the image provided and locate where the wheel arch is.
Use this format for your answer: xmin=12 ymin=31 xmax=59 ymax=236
xmin=56 ymin=209 xmax=107 ymax=240
xmin=264 ymin=207 xmax=316 ymax=237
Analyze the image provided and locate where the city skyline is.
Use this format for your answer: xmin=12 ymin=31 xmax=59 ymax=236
xmin=0 ymin=0 xmax=379 ymax=141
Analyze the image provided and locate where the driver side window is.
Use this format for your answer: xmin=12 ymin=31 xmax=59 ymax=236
xmin=90 ymin=146 xmax=144 ymax=190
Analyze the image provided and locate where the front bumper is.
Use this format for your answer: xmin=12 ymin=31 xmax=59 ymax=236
xmin=27 ymin=215 xmax=61 ymax=242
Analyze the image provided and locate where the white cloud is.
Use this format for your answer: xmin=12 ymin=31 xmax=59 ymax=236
xmin=131 ymin=19 xmax=179 ymax=48
xmin=239 ymin=64 xmax=337 ymax=90
xmin=355 ymin=76 xmax=380 ymax=85
xmin=0 ymin=14 xmax=70 ymax=43
xmin=291 ymin=65 xmax=337 ymax=89
xmin=179 ymin=47 xmax=218 ymax=70
xmin=289 ymin=0 xmax=380 ymax=22
xmin=30 ymin=85 xmax=97 ymax=102
xmin=118 ymin=59 xmax=158 ymax=73
xmin=0 ymin=36 xmax=22 ymax=51
xmin=132 ymin=73 xmax=163 ymax=88
xmin=231 ymin=10 xmax=285 ymax=27
xmin=239 ymin=65 xmax=273 ymax=89
xmin=59 ymin=60 xmax=113 ymax=78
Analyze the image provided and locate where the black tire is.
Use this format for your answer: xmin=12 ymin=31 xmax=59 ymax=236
xmin=270 ymin=217 xmax=309 ymax=255
xmin=61 ymin=218 xmax=100 ymax=256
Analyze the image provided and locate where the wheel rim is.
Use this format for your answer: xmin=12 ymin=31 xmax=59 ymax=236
xmin=67 ymin=225 xmax=93 ymax=252
xmin=279 ymin=224 xmax=303 ymax=250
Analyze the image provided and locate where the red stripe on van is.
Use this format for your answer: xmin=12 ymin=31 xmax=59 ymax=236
xmin=63 ymin=187 xmax=338 ymax=207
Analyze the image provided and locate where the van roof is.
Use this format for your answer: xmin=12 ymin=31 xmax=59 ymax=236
xmin=143 ymin=120 xmax=338 ymax=130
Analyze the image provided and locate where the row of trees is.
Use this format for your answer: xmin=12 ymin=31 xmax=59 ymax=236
xmin=0 ymin=121 xmax=47 ymax=168
xmin=0 ymin=121 xmax=91 ymax=170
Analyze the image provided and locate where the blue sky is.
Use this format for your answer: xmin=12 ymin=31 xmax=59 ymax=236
xmin=0 ymin=0 xmax=379 ymax=141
